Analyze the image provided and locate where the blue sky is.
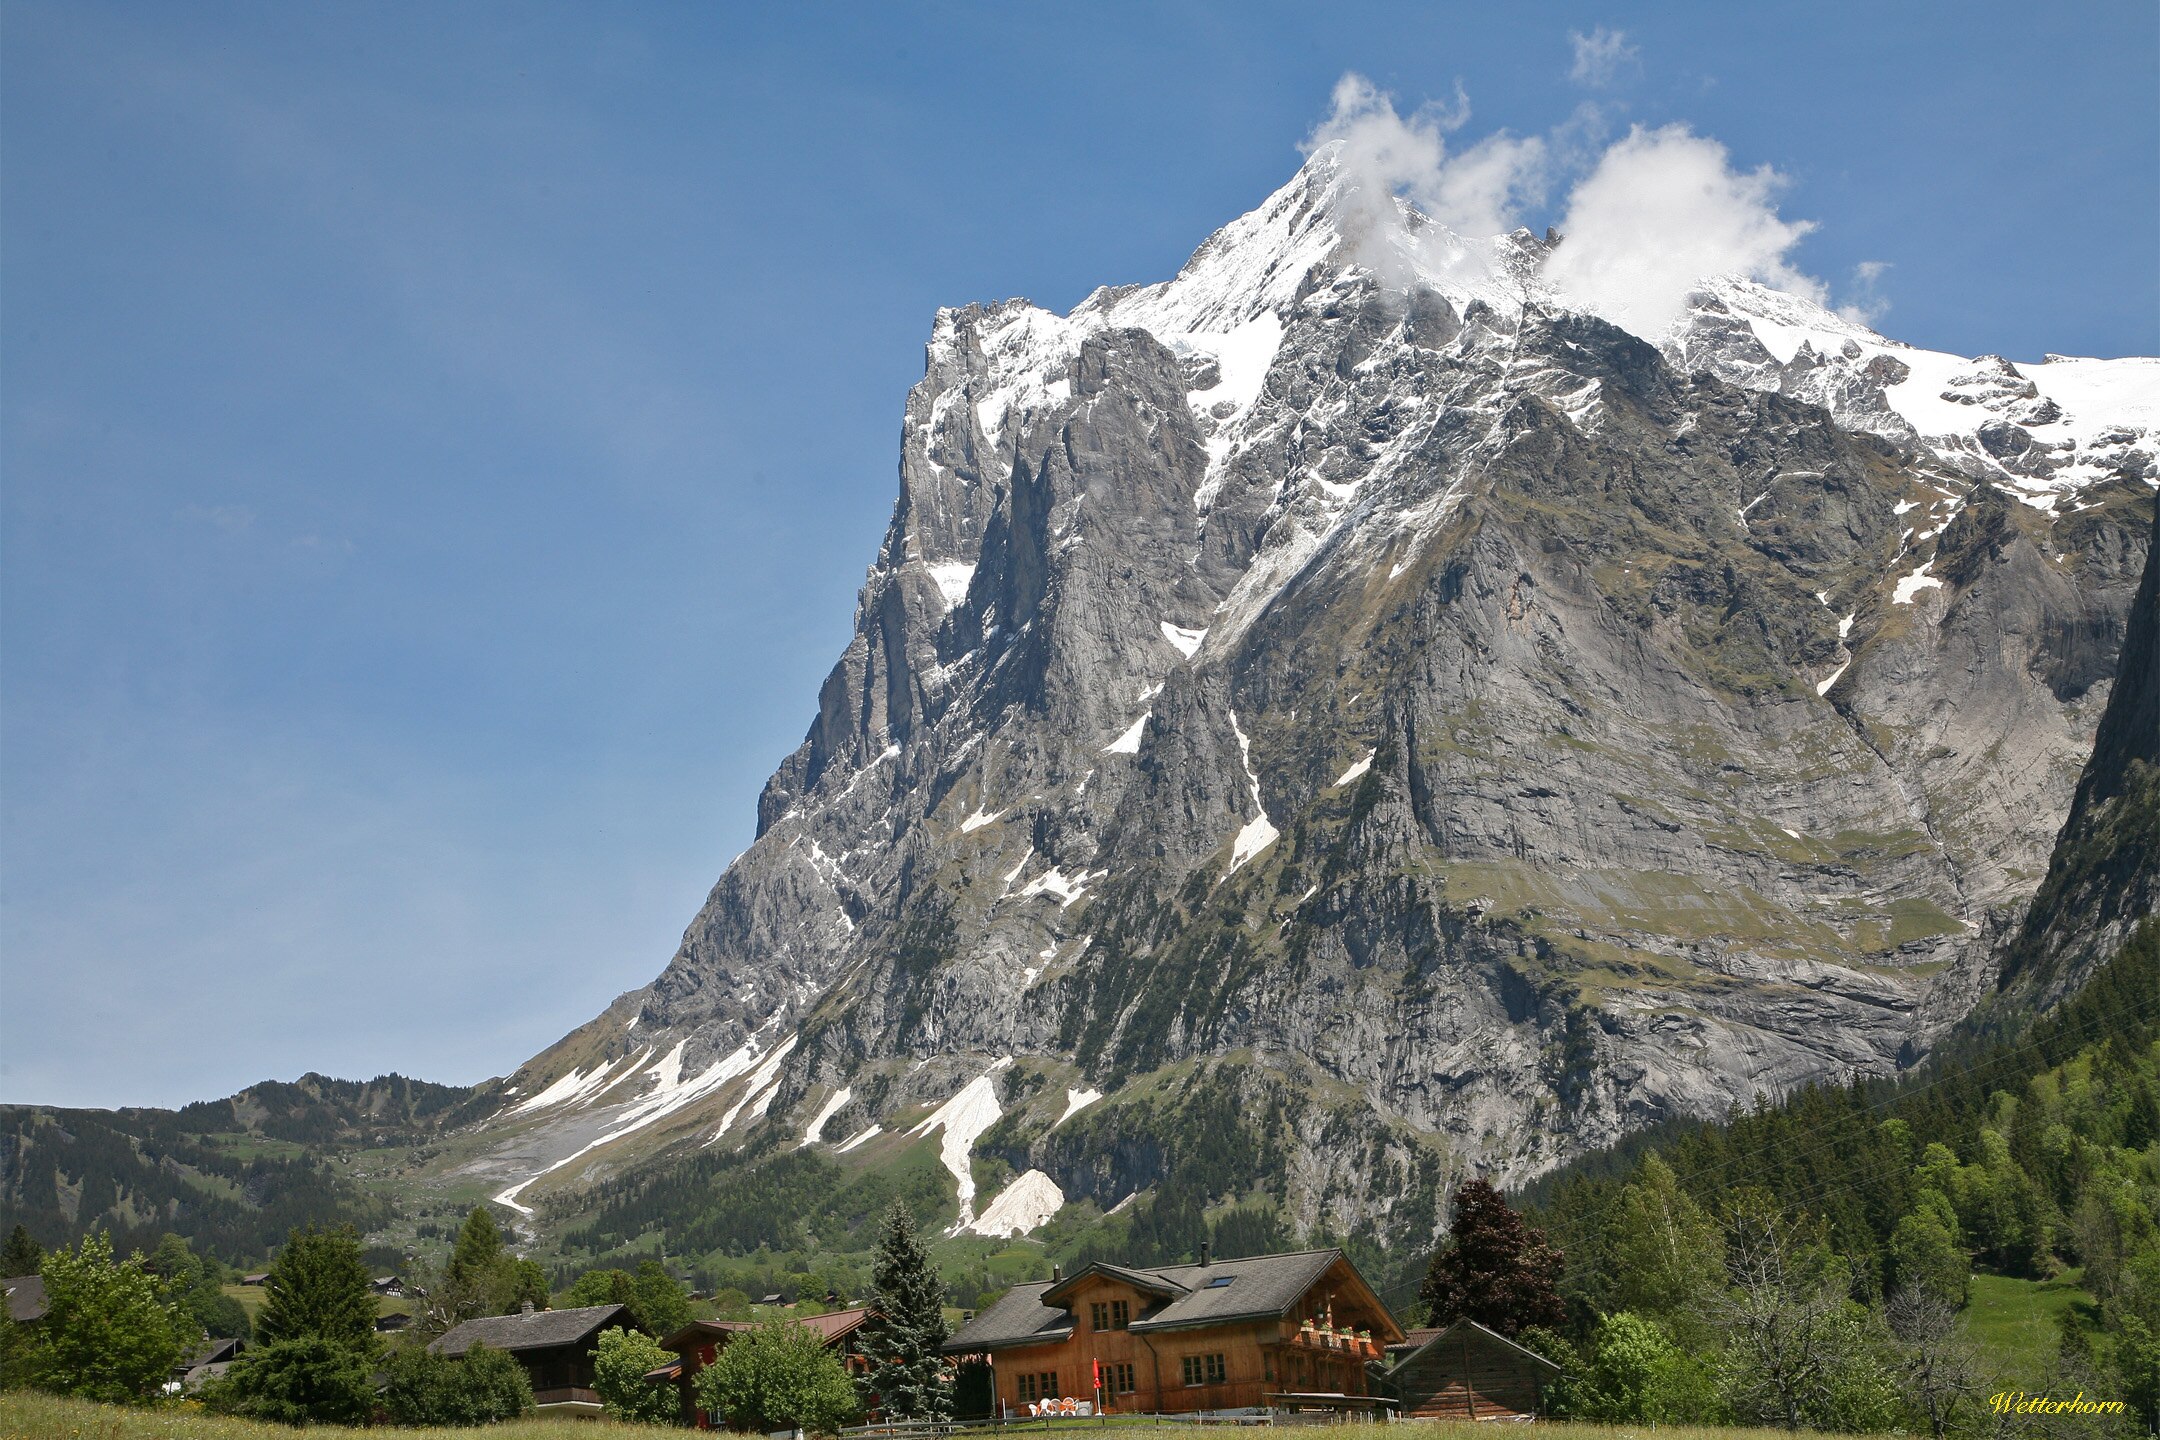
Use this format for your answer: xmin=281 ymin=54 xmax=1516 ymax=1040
xmin=4 ymin=1 xmax=2155 ymax=1109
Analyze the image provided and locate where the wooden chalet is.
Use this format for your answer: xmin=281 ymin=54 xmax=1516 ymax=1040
xmin=942 ymin=1247 xmax=1402 ymax=1417
xmin=177 ymin=1337 xmax=246 ymax=1392
xmin=648 ymin=1307 xmax=877 ymax=1426
xmin=1382 ymin=1319 xmax=1564 ymax=1420
xmin=428 ymin=1302 xmax=635 ymax=1416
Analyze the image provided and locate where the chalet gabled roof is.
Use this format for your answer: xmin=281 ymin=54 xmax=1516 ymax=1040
xmin=3 ymin=1275 xmax=46 ymax=1323
xmin=1385 ymin=1319 xmax=1564 ymax=1376
xmin=1126 ymin=1249 xmax=1344 ymax=1334
xmin=661 ymin=1306 xmax=876 ymax=1356
xmin=942 ymin=1281 xmax=1075 ymax=1353
xmin=661 ymin=1317 xmax=758 ymax=1351
xmin=1041 ymin=1261 xmax=1183 ymax=1307
xmin=945 ymin=1248 xmax=1397 ymax=1353
xmin=429 ymin=1303 xmax=631 ymax=1357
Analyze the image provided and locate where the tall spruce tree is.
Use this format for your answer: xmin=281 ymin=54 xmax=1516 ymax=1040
xmin=447 ymin=1206 xmax=506 ymax=1292
xmin=0 ymin=1225 xmax=41 ymax=1278
xmin=256 ymin=1224 xmax=377 ymax=1351
xmin=859 ymin=1202 xmax=950 ymax=1420
xmin=1419 ymin=1177 xmax=1567 ymax=1336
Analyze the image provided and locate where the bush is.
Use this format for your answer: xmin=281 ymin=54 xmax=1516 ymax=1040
xmin=24 ymin=1233 xmax=195 ymax=1404
xmin=202 ymin=1335 xmax=377 ymax=1425
xmin=696 ymin=1320 xmax=859 ymax=1435
xmin=1568 ymin=1312 xmax=1675 ymax=1422
xmin=380 ymin=1343 xmax=535 ymax=1426
xmin=592 ymin=1325 xmax=679 ymax=1423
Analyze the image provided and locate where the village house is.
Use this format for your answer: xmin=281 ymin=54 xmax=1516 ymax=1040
xmin=647 ymin=1307 xmax=876 ymax=1426
xmin=1382 ymin=1319 xmax=1564 ymax=1420
xmin=176 ymin=1337 xmax=246 ymax=1392
xmin=942 ymin=1246 xmax=1402 ymax=1417
xmin=428 ymin=1301 xmax=635 ymax=1416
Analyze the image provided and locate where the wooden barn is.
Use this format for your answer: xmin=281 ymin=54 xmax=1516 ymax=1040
xmin=647 ymin=1307 xmax=878 ymax=1426
xmin=429 ymin=1301 xmax=636 ymax=1416
xmin=1382 ymin=1319 xmax=1563 ymax=1420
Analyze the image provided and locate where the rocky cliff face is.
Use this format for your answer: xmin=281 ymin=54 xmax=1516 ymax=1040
xmin=466 ymin=147 xmax=2155 ymax=1250
xmin=1990 ymin=488 xmax=2159 ymax=1013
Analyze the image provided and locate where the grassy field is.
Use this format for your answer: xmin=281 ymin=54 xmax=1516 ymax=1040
xmin=218 ymin=1286 xmax=410 ymax=1325
xmin=1963 ymin=1270 xmax=2093 ymax=1388
xmin=0 ymin=1393 xmax=1861 ymax=1440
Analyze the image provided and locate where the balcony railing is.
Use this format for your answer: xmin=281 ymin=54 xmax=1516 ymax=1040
xmin=532 ymin=1387 xmax=601 ymax=1407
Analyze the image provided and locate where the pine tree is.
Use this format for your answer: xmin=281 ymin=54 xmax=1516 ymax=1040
xmin=858 ymin=1202 xmax=951 ymax=1420
xmin=447 ymin=1206 xmax=506 ymax=1292
xmin=0 ymin=1225 xmax=41 ymax=1278
xmin=1420 ymin=1177 xmax=1567 ymax=1336
xmin=256 ymin=1225 xmax=377 ymax=1352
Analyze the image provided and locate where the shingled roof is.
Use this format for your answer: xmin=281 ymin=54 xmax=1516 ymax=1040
xmin=4 ymin=1275 xmax=47 ymax=1324
xmin=429 ymin=1303 xmax=631 ymax=1357
xmin=661 ymin=1307 xmax=875 ymax=1355
xmin=946 ymin=1248 xmax=1392 ymax=1352
xmin=942 ymin=1281 xmax=1075 ymax=1352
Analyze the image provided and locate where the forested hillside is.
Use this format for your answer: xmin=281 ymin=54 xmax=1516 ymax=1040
xmin=0 ymin=1074 xmax=479 ymax=1266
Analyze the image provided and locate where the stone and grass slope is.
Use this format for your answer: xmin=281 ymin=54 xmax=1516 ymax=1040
xmin=435 ymin=146 xmax=2154 ymax=1269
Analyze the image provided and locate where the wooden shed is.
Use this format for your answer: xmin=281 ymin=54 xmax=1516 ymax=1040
xmin=1382 ymin=1318 xmax=1563 ymax=1420
xmin=429 ymin=1302 xmax=635 ymax=1415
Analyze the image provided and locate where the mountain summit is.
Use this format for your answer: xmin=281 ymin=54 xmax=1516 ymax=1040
xmin=468 ymin=153 xmax=2155 ymax=1251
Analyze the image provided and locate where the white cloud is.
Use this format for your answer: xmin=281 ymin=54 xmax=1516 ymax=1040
xmin=1839 ymin=260 xmax=1893 ymax=326
xmin=1299 ymin=76 xmax=1852 ymax=345
xmin=1540 ymin=124 xmax=1824 ymax=339
xmin=1304 ymin=73 xmax=1546 ymax=287
xmin=1568 ymin=27 xmax=1638 ymax=88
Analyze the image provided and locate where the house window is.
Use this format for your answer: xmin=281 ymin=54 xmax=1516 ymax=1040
xmin=1091 ymin=1302 xmax=1108 ymax=1331
xmin=1112 ymin=1299 xmax=1129 ymax=1328
xmin=1180 ymin=1354 xmax=1228 ymax=1386
xmin=1019 ymin=1371 xmax=1060 ymax=1403
xmin=1109 ymin=1362 xmax=1135 ymax=1395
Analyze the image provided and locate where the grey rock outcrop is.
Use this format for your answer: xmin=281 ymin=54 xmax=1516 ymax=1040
xmin=480 ymin=147 xmax=2155 ymax=1249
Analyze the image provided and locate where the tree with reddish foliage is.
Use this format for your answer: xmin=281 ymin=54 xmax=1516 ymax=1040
xmin=1418 ymin=1177 xmax=1567 ymax=1336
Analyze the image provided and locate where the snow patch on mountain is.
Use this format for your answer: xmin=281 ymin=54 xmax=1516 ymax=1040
xmin=1893 ymin=562 xmax=1944 ymax=605
xmin=834 ymin=1123 xmax=882 ymax=1153
xmin=1225 ymin=710 xmax=1279 ymax=875
xmin=713 ymin=1036 xmax=800 ymax=1143
xmin=926 ymin=561 xmax=976 ymax=610
xmin=1054 ymin=1087 xmax=1103 ymax=1128
xmin=966 ymin=1169 xmax=1066 ymax=1238
xmin=1103 ymin=714 xmax=1149 ymax=755
xmin=1160 ymin=622 xmax=1208 ymax=658
xmin=1677 ymin=278 xmax=2156 ymax=504
xmin=1333 ymin=751 xmax=1375 ymax=787
xmin=799 ymin=1086 xmax=853 ymax=1148
xmin=506 ymin=1052 xmax=640 ymax=1117
xmin=908 ymin=1059 xmax=1013 ymax=1231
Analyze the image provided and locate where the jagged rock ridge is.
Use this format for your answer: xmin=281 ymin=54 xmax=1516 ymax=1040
xmin=468 ymin=145 xmax=2155 ymax=1250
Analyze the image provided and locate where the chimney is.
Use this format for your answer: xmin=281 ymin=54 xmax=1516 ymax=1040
xmin=1052 ymin=1264 xmax=1063 ymax=1282
xmin=1199 ymin=1242 xmax=1211 ymax=1267
xmin=521 ymin=1300 xmax=535 ymax=1315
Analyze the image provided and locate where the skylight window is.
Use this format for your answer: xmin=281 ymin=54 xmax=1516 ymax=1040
xmin=1204 ymin=1276 xmax=1234 ymax=1288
